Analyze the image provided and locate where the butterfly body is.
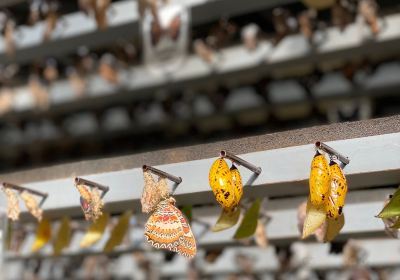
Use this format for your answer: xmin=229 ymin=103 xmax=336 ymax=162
xmin=309 ymin=152 xmax=331 ymax=206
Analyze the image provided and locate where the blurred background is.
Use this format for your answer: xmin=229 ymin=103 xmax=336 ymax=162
xmin=0 ymin=0 xmax=397 ymax=172
xmin=0 ymin=0 xmax=400 ymax=279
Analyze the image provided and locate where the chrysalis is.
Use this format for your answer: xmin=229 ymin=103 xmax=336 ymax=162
xmin=309 ymin=152 xmax=331 ymax=207
xmin=209 ymin=158 xmax=236 ymax=210
xmin=43 ymin=0 xmax=59 ymax=42
xmin=358 ymin=0 xmax=380 ymax=35
xmin=20 ymin=191 xmax=43 ymax=221
xmin=230 ymin=164 xmax=243 ymax=207
xmin=94 ymin=0 xmax=110 ymax=30
xmin=2 ymin=188 xmax=20 ymax=221
xmin=326 ymin=161 xmax=348 ymax=219
xmin=80 ymin=212 xmax=109 ymax=248
xmin=32 ymin=217 xmax=51 ymax=252
xmin=76 ymin=184 xmax=104 ymax=221
xmin=141 ymin=170 xmax=170 ymax=213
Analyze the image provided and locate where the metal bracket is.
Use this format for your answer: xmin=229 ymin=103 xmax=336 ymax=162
xmin=142 ymin=165 xmax=183 ymax=185
xmin=315 ymin=141 xmax=350 ymax=167
xmin=220 ymin=150 xmax=262 ymax=175
xmin=2 ymin=182 xmax=48 ymax=207
xmin=74 ymin=177 xmax=110 ymax=199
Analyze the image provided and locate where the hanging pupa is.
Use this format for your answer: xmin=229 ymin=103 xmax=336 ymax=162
xmin=53 ymin=216 xmax=72 ymax=256
xmin=76 ymin=184 xmax=104 ymax=222
xmin=2 ymin=188 xmax=20 ymax=221
xmin=326 ymin=161 xmax=348 ymax=219
xmin=209 ymin=158 xmax=236 ymax=210
xmin=141 ymin=170 xmax=170 ymax=213
xmin=230 ymin=164 xmax=243 ymax=206
xmin=32 ymin=218 xmax=51 ymax=252
xmin=20 ymin=191 xmax=43 ymax=221
xmin=309 ymin=151 xmax=331 ymax=207
xmin=80 ymin=212 xmax=110 ymax=248
xmin=103 ymin=211 xmax=132 ymax=253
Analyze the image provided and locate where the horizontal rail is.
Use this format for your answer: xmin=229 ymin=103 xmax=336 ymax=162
xmin=0 ymin=128 xmax=399 ymax=218
xmin=5 ymin=188 xmax=394 ymax=261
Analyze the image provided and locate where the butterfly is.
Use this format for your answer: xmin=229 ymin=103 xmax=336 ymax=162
xmin=141 ymin=170 xmax=170 ymax=213
xmin=144 ymin=197 xmax=196 ymax=259
xmin=76 ymin=184 xmax=104 ymax=221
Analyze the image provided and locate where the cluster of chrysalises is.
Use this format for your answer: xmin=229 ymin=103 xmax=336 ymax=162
xmin=208 ymin=158 xmax=243 ymax=211
xmin=1 ymin=188 xmax=44 ymax=221
xmin=303 ymin=150 xmax=348 ymax=241
xmin=141 ymin=170 xmax=197 ymax=259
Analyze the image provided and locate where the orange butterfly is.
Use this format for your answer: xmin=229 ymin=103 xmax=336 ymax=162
xmin=144 ymin=197 xmax=196 ymax=259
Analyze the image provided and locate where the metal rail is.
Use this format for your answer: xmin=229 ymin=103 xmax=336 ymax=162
xmin=2 ymin=130 xmax=398 ymax=217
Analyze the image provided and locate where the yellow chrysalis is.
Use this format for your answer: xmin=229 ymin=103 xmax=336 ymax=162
xmin=209 ymin=158 xmax=236 ymax=210
xmin=230 ymin=164 xmax=243 ymax=207
xmin=309 ymin=152 xmax=331 ymax=206
xmin=326 ymin=162 xmax=347 ymax=219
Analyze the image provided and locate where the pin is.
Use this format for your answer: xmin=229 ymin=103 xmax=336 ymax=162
xmin=74 ymin=177 xmax=109 ymax=198
xmin=220 ymin=150 xmax=262 ymax=175
xmin=3 ymin=182 xmax=48 ymax=207
xmin=315 ymin=142 xmax=350 ymax=166
xmin=142 ymin=165 xmax=182 ymax=185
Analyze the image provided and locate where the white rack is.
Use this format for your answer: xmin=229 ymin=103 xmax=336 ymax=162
xmin=4 ymin=12 xmax=400 ymax=121
xmin=0 ymin=0 xmax=298 ymax=64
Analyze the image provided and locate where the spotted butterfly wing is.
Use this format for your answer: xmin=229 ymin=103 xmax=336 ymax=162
xmin=144 ymin=198 xmax=197 ymax=259
xmin=175 ymin=215 xmax=197 ymax=258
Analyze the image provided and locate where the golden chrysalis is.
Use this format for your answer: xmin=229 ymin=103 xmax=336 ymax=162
xmin=209 ymin=158 xmax=236 ymax=210
xmin=326 ymin=161 xmax=348 ymax=219
xmin=309 ymin=152 xmax=331 ymax=206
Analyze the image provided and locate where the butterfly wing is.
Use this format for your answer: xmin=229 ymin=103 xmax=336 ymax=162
xmin=175 ymin=207 xmax=197 ymax=259
xmin=145 ymin=198 xmax=197 ymax=259
xmin=144 ymin=199 xmax=183 ymax=252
